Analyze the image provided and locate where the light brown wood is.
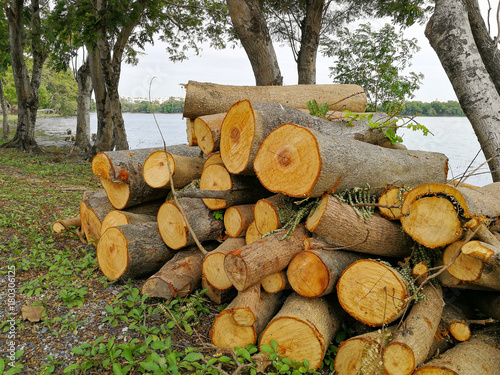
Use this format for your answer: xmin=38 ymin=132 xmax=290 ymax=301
xmin=203 ymin=152 xmax=223 ymax=169
xmin=97 ymin=222 xmax=175 ymax=280
xmin=378 ymin=187 xmax=405 ymax=220
xmin=80 ymin=190 xmax=114 ymax=244
xmin=253 ymin=123 xmax=448 ymax=197
xmin=413 ymin=326 xmax=500 ymax=375
xmin=101 ymin=210 xmax=156 ymax=235
xmin=306 ymin=195 xmax=412 ymax=258
xmin=261 ymin=270 xmax=289 ymax=293
xmin=462 ymin=240 xmax=500 ymax=267
xmin=142 ymin=151 xmax=204 ymax=189
xmin=336 ymin=259 xmax=410 ymax=326
xmin=182 ymin=80 xmax=367 ymax=119
xmin=441 ymin=303 xmax=471 ymax=342
xmin=141 ymin=246 xmax=205 ymax=300
xmin=253 ymin=194 xmax=292 ymax=235
xmin=443 ymin=240 xmax=484 ymax=282
xmin=382 ymin=284 xmax=444 ymax=375
xmin=52 ymin=217 xmax=81 ymax=233
xmin=230 ymin=283 xmax=261 ymax=327
xmin=412 ymin=261 xmax=429 ymax=283
xmin=202 ymin=237 xmax=246 ymax=290
xmin=436 ymin=256 xmax=500 ymax=291
xmin=224 ymin=224 xmax=308 ymax=291
xmin=199 ymin=164 xmax=270 ymax=210
xmin=245 ymin=221 xmax=262 ymax=244
xmin=194 ymin=113 xmax=226 ymax=155
xmin=259 ymin=293 xmax=344 ymax=370
xmin=224 ymin=204 xmax=255 ymax=238
xmin=157 ymin=198 xmax=224 ymax=250
xmin=287 ymin=249 xmax=364 ymax=298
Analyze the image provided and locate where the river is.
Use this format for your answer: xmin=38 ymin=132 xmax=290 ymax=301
xmin=35 ymin=112 xmax=492 ymax=187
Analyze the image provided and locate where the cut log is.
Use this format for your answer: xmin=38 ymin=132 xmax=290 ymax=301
xmin=413 ymin=261 xmax=429 ymax=283
xmin=142 ymin=151 xmax=204 ymax=189
xmin=245 ymin=221 xmax=262 ymax=244
xmin=441 ymin=303 xmax=471 ymax=342
xmin=220 ymin=100 xmax=390 ymax=175
xmin=182 ymin=80 xmax=367 ymax=119
xmin=400 ymin=182 xmax=500 ymax=248
xmin=194 ymin=113 xmax=226 ymax=155
xmin=141 ymin=246 xmax=205 ymax=300
xmin=334 ymin=327 xmax=395 ymax=375
xmin=203 ymin=152 xmax=223 ymax=169
xmin=253 ymin=123 xmax=448 ymax=197
xmin=462 ymin=240 xmax=500 ymax=267
xmin=97 ymin=222 xmax=175 ymax=280
xmin=52 ymin=217 xmax=81 ymax=233
xmin=382 ymin=284 xmax=444 ymax=375
xmin=336 ymin=259 xmax=410 ymax=326
xmin=80 ymin=190 xmax=114 ymax=244
xmin=378 ymin=187 xmax=406 ymax=220
xmin=210 ymin=287 xmax=283 ymax=349
xmin=260 ymin=270 xmax=289 ymax=294
xmin=101 ymin=211 xmax=156 ymax=236
xmin=287 ymin=249 xmax=364 ymax=298
xmin=223 ymin=204 xmax=255 ymax=238
xmin=186 ymin=119 xmax=197 ymax=146
xmin=306 ymin=194 xmax=413 ymax=258
xmin=259 ymin=293 xmax=344 ymax=370
xmin=436 ymin=256 xmax=500 ymax=291
xmin=413 ymin=326 xmax=500 ymax=375
xmin=202 ymin=237 xmax=246 ymax=290
xmin=253 ymin=194 xmax=293 ymax=235
xmin=303 ymin=235 xmax=333 ymax=251
xmin=201 ymin=277 xmax=237 ymax=304
xmin=199 ymin=164 xmax=270 ymax=210
xmin=157 ymin=197 xmax=224 ymax=250
xmin=443 ymin=240 xmax=484 ymax=282
xmin=224 ymin=224 xmax=309 ymax=291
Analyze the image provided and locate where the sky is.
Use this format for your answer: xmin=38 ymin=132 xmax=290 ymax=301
xmin=118 ymin=18 xmax=458 ymax=103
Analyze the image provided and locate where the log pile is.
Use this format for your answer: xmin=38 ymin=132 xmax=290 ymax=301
xmin=59 ymin=82 xmax=500 ymax=372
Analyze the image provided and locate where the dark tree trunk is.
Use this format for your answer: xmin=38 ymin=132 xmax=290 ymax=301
xmin=465 ymin=0 xmax=500 ymax=97
xmin=426 ymin=0 xmax=500 ymax=182
xmin=297 ymin=0 xmax=324 ymax=84
xmin=227 ymin=0 xmax=283 ymax=86
xmin=74 ymin=55 xmax=93 ymax=153
xmin=2 ymin=0 xmax=46 ymax=153
xmin=0 ymin=78 xmax=9 ymax=140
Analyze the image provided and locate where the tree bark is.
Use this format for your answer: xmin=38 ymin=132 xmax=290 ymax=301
xmin=74 ymin=55 xmax=93 ymax=153
xmin=97 ymin=222 xmax=175 ymax=280
xmin=0 ymin=78 xmax=9 ymax=140
xmin=336 ymin=259 xmax=410 ymax=327
xmin=259 ymin=293 xmax=344 ymax=370
xmin=226 ymin=0 xmax=283 ymax=86
xmin=426 ymin=0 xmax=500 ymax=182
xmin=2 ymin=0 xmax=45 ymax=153
xmin=254 ymin=123 xmax=448 ymax=197
xmin=297 ymin=0 xmax=324 ymax=84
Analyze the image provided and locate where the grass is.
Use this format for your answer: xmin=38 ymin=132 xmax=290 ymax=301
xmin=0 ymin=143 xmax=344 ymax=374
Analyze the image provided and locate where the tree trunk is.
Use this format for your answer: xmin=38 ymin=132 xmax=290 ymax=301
xmin=297 ymin=0 xmax=324 ymax=84
xmin=0 ymin=78 xmax=9 ymax=140
xmin=223 ymin=204 xmax=255 ymax=238
xmin=306 ymin=195 xmax=413 ymax=258
xmin=202 ymin=237 xmax=246 ymax=290
xmin=426 ymin=0 xmax=500 ymax=182
xmin=287 ymin=249 xmax=364 ymax=298
xmin=74 ymin=55 xmax=93 ymax=153
xmin=2 ymin=0 xmax=45 ymax=153
xmin=254 ymin=123 xmax=448 ymax=197
xmin=100 ymin=210 xmax=156 ymax=236
xmin=224 ymin=224 xmax=308 ymax=291
xmin=336 ymin=259 xmax=410 ymax=327
xmin=182 ymin=81 xmax=367 ymax=119
xmin=193 ymin=113 xmax=226 ymax=155
xmin=413 ymin=326 xmax=500 ymax=375
xmin=382 ymin=284 xmax=444 ymax=375
xmin=400 ymin=183 xmax=500 ymax=248
xmin=97 ymin=222 xmax=175 ymax=280
xmin=259 ymin=293 xmax=344 ymax=370
xmin=226 ymin=0 xmax=283 ymax=86
xmin=140 ymin=246 xmax=205 ymax=300
xmin=157 ymin=197 xmax=224 ymax=250
xmin=199 ymin=164 xmax=270 ymax=210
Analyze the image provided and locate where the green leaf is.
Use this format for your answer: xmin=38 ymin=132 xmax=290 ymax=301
xmin=139 ymin=361 xmax=160 ymax=371
xmin=63 ymin=364 xmax=81 ymax=373
xmin=184 ymin=352 xmax=202 ymax=362
xmin=71 ymin=347 xmax=84 ymax=355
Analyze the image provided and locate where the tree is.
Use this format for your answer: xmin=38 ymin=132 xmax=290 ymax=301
xmin=425 ymin=0 xmax=500 ymax=182
xmin=0 ymin=5 xmax=10 ymax=140
xmin=2 ymin=0 xmax=48 ymax=152
xmin=324 ymin=23 xmax=424 ymax=111
xmin=227 ymin=0 xmax=283 ymax=86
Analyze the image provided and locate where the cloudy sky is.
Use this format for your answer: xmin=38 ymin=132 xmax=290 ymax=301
xmin=118 ymin=18 xmax=458 ymax=103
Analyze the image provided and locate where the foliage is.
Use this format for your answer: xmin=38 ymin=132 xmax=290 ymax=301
xmin=260 ymin=340 xmax=317 ymax=374
xmin=397 ymin=100 xmax=465 ymax=116
xmin=307 ymin=99 xmax=329 ymax=118
xmin=120 ymin=97 xmax=184 ymax=114
xmin=324 ymin=23 xmax=424 ymax=111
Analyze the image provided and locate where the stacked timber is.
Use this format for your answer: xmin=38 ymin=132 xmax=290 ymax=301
xmin=61 ymin=82 xmax=500 ymax=372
